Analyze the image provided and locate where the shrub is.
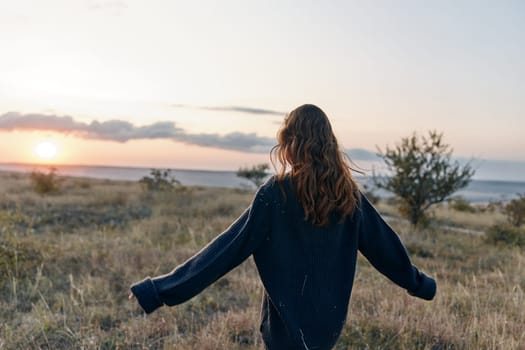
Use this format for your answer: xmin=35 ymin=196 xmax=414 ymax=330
xmin=485 ymin=223 xmax=525 ymax=247
xmin=504 ymin=194 xmax=525 ymax=227
xmin=482 ymin=200 xmax=504 ymax=214
xmin=139 ymin=169 xmax=181 ymax=192
xmin=74 ymin=179 xmax=92 ymax=189
xmin=236 ymin=163 xmax=270 ymax=188
xmin=374 ymin=131 xmax=474 ymax=226
xmin=29 ymin=167 xmax=61 ymax=194
xmin=448 ymin=196 xmax=477 ymax=213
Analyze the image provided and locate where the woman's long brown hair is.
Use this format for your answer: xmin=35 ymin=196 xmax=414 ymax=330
xmin=271 ymin=104 xmax=361 ymax=226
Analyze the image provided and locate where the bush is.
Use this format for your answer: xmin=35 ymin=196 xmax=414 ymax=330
xmin=374 ymin=131 xmax=474 ymax=226
xmin=30 ymin=167 xmax=61 ymax=194
xmin=236 ymin=163 xmax=270 ymax=187
xmin=74 ymin=179 xmax=92 ymax=189
xmin=504 ymin=194 xmax=525 ymax=227
xmin=485 ymin=223 xmax=525 ymax=247
xmin=482 ymin=200 xmax=504 ymax=214
xmin=139 ymin=169 xmax=181 ymax=192
xmin=448 ymin=196 xmax=477 ymax=213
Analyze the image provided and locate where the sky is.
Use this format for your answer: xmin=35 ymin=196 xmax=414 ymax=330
xmin=0 ymin=0 xmax=524 ymax=180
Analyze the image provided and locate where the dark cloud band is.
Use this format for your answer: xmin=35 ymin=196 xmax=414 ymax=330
xmin=171 ymin=104 xmax=285 ymax=116
xmin=0 ymin=112 xmax=275 ymax=153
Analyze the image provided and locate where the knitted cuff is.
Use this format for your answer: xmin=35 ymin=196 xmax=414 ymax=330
xmin=130 ymin=277 xmax=164 ymax=314
xmin=408 ymin=271 xmax=436 ymax=301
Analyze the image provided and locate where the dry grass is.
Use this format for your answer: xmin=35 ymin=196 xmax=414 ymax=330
xmin=429 ymin=204 xmax=507 ymax=231
xmin=374 ymin=200 xmax=507 ymax=232
xmin=1 ymin=171 xmax=524 ymax=349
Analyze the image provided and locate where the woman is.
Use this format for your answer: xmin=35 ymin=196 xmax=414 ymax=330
xmin=130 ymin=104 xmax=436 ymax=350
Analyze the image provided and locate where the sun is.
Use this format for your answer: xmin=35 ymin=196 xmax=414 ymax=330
xmin=35 ymin=141 xmax=58 ymax=159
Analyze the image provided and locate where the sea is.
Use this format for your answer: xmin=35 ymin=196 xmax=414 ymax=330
xmin=1 ymin=163 xmax=524 ymax=204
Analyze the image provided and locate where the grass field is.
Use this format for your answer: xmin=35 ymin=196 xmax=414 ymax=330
xmin=1 ymin=171 xmax=524 ymax=349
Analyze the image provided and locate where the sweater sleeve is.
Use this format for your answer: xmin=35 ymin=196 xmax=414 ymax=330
xmin=130 ymin=182 xmax=273 ymax=314
xmin=357 ymin=194 xmax=436 ymax=301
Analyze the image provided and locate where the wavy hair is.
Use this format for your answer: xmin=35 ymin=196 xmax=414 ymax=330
xmin=271 ymin=104 xmax=361 ymax=226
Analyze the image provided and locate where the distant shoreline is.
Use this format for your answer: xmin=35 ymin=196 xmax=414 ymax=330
xmin=1 ymin=161 xmax=524 ymax=184
xmin=1 ymin=162 xmax=524 ymax=204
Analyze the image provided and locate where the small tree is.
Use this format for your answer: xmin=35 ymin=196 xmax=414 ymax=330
xmin=374 ymin=131 xmax=474 ymax=226
xmin=237 ymin=163 xmax=270 ymax=188
xmin=139 ymin=169 xmax=180 ymax=191
xmin=504 ymin=194 xmax=525 ymax=227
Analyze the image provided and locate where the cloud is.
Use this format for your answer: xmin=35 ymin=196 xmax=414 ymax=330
xmin=0 ymin=112 xmax=85 ymax=132
xmin=172 ymin=104 xmax=285 ymax=116
xmin=177 ymin=131 xmax=274 ymax=154
xmin=0 ymin=112 xmax=389 ymax=158
xmin=0 ymin=112 xmax=275 ymax=153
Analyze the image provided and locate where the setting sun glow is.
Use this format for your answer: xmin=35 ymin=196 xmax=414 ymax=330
xmin=35 ymin=141 xmax=58 ymax=159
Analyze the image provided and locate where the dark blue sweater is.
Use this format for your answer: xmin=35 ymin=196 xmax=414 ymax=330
xmin=131 ymin=176 xmax=436 ymax=349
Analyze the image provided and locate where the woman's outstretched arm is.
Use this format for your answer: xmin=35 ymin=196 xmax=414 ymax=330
xmin=130 ymin=182 xmax=273 ymax=314
xmin=357 ymin=194 xmax=436 ymax=300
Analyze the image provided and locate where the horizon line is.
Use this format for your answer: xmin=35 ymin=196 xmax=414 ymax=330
xmin=1 ymin=161 xmax=524 ymax=184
